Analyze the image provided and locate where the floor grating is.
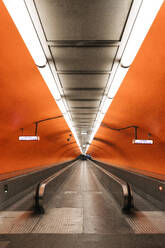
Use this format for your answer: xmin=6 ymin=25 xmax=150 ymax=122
xmin=126 ymin=211 xmax=165 ymax=233
xmin=0 ymin=209 xmax=83 ymax=234
xmin=0 ymin=211 xmax=39 ymax=234
xmin=32 ymin=208 xmax=83 ymax=233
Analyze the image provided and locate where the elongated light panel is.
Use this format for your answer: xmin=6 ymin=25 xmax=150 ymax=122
xmin=3 ymin=0 xmax=46 ymax=67
xmin=132 ymin=139 xmax=153 ymax=144
xmin=121 ymin=0 xmax=164 ymax=67
xmin=19 ymin=136 xmax=40 ymax=141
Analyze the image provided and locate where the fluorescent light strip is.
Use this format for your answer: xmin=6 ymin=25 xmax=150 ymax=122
xmin=87 ymin=96 xmax=112 ymax=151
xmin=85 ymin=144 xmax=89 ymax=154
xmin=108 ymin=66 xmax=129 ymax=99
xmin=56 ymin=99 xmax=67 ymax=114
xmin=19 ymin=136 xmax=40 ymax=141
xmin=101 ymin=97 xmax=113 ymax=114
xmin=121 ymin=0 xmax=164 ymax=67
xmin=38 ymin=65 xmax=61 ymax=100
xmin=133 ymin=139 xmax=153 ymax=144
xmin=3 ymin=0 xmax=46 ymax=67
xmin=99 ymin=95 xmax=107 ymax=111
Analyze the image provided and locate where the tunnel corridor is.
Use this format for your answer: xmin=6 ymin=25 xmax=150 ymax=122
xmin=0 ymin=0 xmax=165 ymax=247
xmin=0 ymin=161 xmax=165 ymax=247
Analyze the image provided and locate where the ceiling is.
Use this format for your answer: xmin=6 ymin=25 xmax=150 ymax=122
xmin=24 ymin=0 xmax=135 ymax=152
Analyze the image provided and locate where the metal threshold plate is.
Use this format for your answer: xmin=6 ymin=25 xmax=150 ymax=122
xmin=33 ymin=208 xmax=83 ymax=233
xmin=0 ymin=211 xmax=39 ymax=234
xmin=0 ymin=208 xmax=83 ymax=234
xmin=126 ymin=211 xmax=165 ymax=233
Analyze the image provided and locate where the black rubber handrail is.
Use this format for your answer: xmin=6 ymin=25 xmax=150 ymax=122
xmin=35 ymin=161 xmax=78 ymax=213
xmin=89 ymin=160 xmax=134 ymax=212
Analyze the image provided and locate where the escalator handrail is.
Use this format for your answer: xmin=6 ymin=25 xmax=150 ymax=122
xmin=89 ymin=160 xmax=134 ymax=211
xmin=35 ymin=160 xmax=78 ymax=213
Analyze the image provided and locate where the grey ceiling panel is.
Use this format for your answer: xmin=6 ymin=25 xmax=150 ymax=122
xmin=70 ymin=108 xmax=97 ymax=114
xmin=72 ymin=117 xmax=95 ymax=121
xmin=74 ymin=125 xmax=92 ymax=128
xmin=76 ymin=127 xmax=91 ymax=131
xmin=74 ymin=120 xmax=94 ymax=124
xmin=71 ymin=113 xmax=96 ymax=118
xmin=34 ymin=0 xmax=132 ymax=40
xmin=68 ymin=100 xmax=100 ymax=108
xmin=64 ymin=89 xmax=103 ymax=100
xmin=59 ymin=74 xmax=109 ymax=89
xmin=50 ymin=47 xmax=118 ymax=71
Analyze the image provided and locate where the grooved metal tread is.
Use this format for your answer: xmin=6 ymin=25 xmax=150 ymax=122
xmin=1 ymin=210 xmax=165 ymax=234
xmin=125 ymin=211 xmax=165 ymax=233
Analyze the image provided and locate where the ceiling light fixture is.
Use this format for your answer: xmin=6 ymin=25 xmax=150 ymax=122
xmin=108 ymin=66 xmax=129 ymax=99
xmin=3 ymin=0 xmax=46 ymax=67
xmin=19 ymin=136 xmax=40 ymax=141
xmin=121 ymin=0 xmax=164 ymax=68
xmin=132 ymin=139 xmax=153 ymax=144
xmin=38 ymin=64 xmax=61 ymax=100
xmin=56 ymin=99 xmax=67 ymax=114
xmin=101 ymin=97 xmax=113 ymax=114
xmin=81 ymin=131 xmax=87 ymax=135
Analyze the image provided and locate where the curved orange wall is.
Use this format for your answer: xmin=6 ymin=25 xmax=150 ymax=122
xmin=0 ymin=1 xmax=79 ymax=174
xmin=89 ymin=2 xmax=165 ymax=176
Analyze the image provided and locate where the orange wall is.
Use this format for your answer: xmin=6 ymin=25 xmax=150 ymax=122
xmin=89 ymin=2 xmax=165 ymax=176
xmin=0 ymin=1 xmax=79 ymax=174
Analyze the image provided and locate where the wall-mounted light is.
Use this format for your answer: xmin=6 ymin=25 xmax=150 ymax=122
xmin=19 ymin=136 xmax=40 ymax=141
xmin=86 ymin=123 xmax=154 ymax=153
xmin=133 ymin=132 xmax=153 ymax=144
xmin=132 ymin=139 xmax=153 ymax=144
xmin=19 ymin=116 xmax=62 ymax=141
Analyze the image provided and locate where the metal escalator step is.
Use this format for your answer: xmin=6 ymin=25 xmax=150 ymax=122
xmin=125 ymin=211 xmax=165 ymax=233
